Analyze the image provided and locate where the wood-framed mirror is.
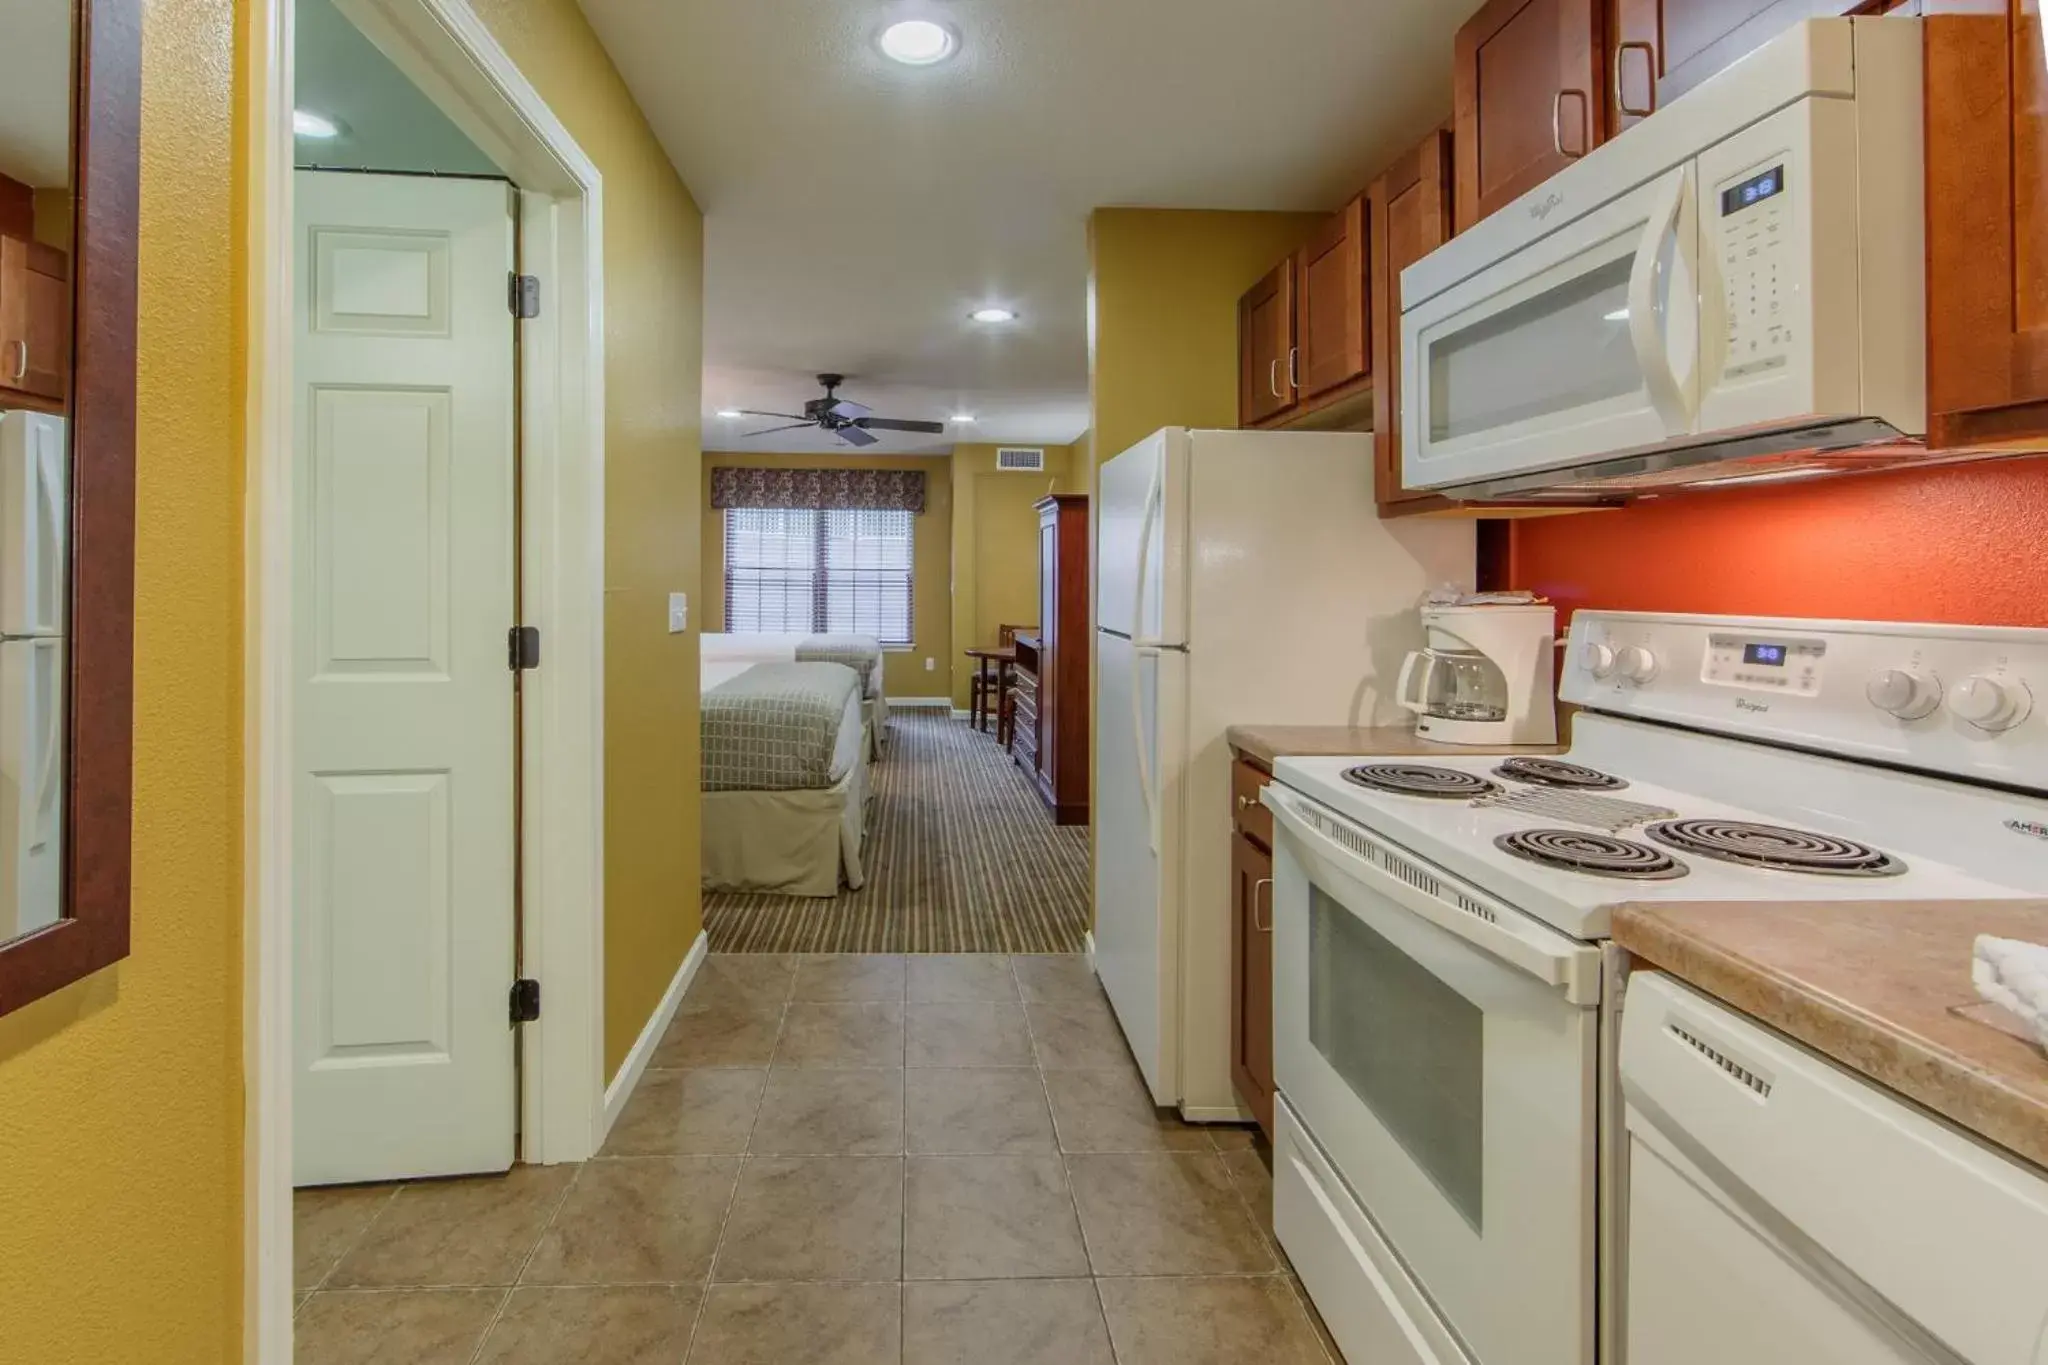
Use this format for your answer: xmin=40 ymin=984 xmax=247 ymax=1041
xmin=0 ymin=0 xmax=138 ymax=1018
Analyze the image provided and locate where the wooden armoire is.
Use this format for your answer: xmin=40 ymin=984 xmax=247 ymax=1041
xmin=1030 ymin=494 xmax=1088 ymax=824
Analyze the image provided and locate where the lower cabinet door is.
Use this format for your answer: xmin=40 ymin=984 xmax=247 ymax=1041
xmin=1231 ymin=829 xmax=1276 ymax=1136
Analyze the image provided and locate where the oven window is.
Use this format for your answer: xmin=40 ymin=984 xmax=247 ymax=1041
xmin=1427 ymin=251 xmax=1640 ymax=443
xmin=1310 ymin=885 xmax=1485 ymax=1230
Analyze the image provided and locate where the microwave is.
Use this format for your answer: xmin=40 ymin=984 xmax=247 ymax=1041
xmin=1400 ymin=19 xmax=1930 ymax=501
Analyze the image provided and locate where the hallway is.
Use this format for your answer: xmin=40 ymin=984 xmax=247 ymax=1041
xmin=292 ymin=954 xmax=1335 ymax=1363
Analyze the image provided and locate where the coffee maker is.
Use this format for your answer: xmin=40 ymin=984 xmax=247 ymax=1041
xmin=1395 ymin=603 xmax=1557 ymax=745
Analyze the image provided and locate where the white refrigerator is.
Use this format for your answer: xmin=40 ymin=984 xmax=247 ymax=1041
xmin=0 ymin=410 xmax=66 ymax=942
xmin=1094 ymin=428 xmax=1473 ymax=1117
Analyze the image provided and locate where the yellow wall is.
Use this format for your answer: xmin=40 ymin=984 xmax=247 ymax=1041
xmin=701 ymin=452 xmax=954 ymax=699
xmin=466 ymin=0 xmax=708 ymax=1078
xmin=0 ymin=2 xmax=245 ymax=1359
xmin=947 ymin=442 xmax=1079 ymax=710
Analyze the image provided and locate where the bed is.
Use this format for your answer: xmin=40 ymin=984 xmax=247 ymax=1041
xmin=701 ymin=632 xmax=889 ymax=756
xmin=700 ymin=660 xmax=873 ymax=898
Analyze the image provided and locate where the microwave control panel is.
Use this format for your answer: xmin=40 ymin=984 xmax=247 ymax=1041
xmin=1716 ymin=161 xmax=1793 ymax=381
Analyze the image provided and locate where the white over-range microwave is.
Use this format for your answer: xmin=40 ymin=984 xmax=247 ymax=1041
xmin=1401 ymin=18 xmax=1931 ymax=501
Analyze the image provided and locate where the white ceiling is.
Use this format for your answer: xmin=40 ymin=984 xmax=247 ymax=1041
xmin=0 ymin=0 xmax=73 ymax=188
xmin=295 ymin=0 xmax=500 ymax=177
xmin=575 ymin=0 xmax=1485 ymax=456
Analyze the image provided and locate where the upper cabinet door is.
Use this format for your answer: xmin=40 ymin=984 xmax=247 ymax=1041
xmin=0 ymin=236 xmax=69 ymax=406
xmin=1455 ymin=0 xmax=1606 ymax=231
xmin=1926 ymin=1 xmax=2048 ymax=449
xmin=1371 ymin=129 xmax=1459 ymax=511
xmin=1238 ymin=260 xmax=1297 ymax=425
xmin=1608 ymin=0 xmax=1868 ymax=132
xmin=1293 ymin=196 xmax=1369 ymax=401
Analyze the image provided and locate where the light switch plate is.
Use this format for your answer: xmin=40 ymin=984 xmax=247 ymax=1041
xmin=668 ymin=592 xmax=688 ymax=634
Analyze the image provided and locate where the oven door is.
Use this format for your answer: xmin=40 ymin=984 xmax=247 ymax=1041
xmin=1401 ymin=163 xmax=1700 ymax=494
xmin=1266 ymin=786 xmax=1602 ymax=1365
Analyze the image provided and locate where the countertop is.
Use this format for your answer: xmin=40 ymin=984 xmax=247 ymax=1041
xmin=1615 ymin=899 xmax=2048 ymax=1173
xmin=1225 ymin=723 xmax=1564 ymax=768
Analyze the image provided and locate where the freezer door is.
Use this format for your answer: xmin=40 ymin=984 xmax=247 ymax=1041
xmin=1093 ymin=631 xmax=1186 ymax=1105
xmin=1096 ymin=429 xmax=1184 ymax=645
xmin=0 ymin=635 xmax=63 ymax=940
xmin=0 ymin=411 xmax=68 ymax=638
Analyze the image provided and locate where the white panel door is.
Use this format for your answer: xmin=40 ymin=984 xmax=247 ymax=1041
xmin=293 ymin=171 xmax=518 ymax=1186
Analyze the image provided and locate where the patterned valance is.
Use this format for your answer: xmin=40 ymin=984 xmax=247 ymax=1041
xmin=711 ymin=466 xmax=927 ymax=514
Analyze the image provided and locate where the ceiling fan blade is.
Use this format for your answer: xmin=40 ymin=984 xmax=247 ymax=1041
xmin=738 ymin=410 xmax=809 ymax=420
xmin=742 ymin=422 xmax=816 ymax=438
xmin=826 ymin=399 xmax=873 ymax=422
xmin=836 ymin=425 xmax=881 ymax=448
xmin=855 ymin=418 xmax=947 ymax=435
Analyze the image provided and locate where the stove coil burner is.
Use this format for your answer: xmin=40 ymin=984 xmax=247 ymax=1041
xmin=1644 ymin=819 xmax=1907 ymax=877
xmin=1341 ymin=764 xmax=1499 ymax=799
xmin=1493 ymin=756 xmax=1628 ymax=791
xmin=1495 ymin=829 xmax=1689 ymax=880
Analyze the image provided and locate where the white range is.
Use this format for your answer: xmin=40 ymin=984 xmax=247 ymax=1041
xmin=1264 ymin=611 xmax=2048 ymax=1365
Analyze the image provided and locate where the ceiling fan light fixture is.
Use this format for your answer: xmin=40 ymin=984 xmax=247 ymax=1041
xmin=879 ymin=19 xmax=957 ymax=66
xmin=970 ymin=307 xmax=1017 ymax=324
xmin=293 ymin=109 xmax=344 ymax=139
xmin=951 ymin=413 xmax=976 ymax=423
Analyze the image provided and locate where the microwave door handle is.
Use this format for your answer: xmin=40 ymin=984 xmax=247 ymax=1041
xmin=1628 ymin=173 xmax=1695 ymax=436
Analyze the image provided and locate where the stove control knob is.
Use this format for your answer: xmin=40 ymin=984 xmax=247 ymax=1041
xmin=1615 ymin=645 xmax=1659 ymax=684
xmin=1865 ymin=668 xmax=1942 ymax=720
xmin=1948 ymin=675 xmax=2033 ymax=732
xmin=1582 ymin=643 xmax=1616 ymax=679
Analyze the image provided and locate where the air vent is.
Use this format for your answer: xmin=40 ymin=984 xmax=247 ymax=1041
xmin=1669 ymin=1021 xmax=1772 ymax=1099
xmin=996 ymin=446 xmax=1046 ymax=472
xmin=1298 ymin=800 xmax=1498 ymax=924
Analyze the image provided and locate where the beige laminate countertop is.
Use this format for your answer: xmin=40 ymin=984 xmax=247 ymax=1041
xmin=1615 ymin=899 xmax=2048 ymax=1173
xmin=1225 ymin=724 xmax=1564 ymax=767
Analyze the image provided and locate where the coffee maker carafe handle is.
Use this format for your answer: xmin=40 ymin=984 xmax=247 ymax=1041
xmin=1396 ymin=649 xmax=1435 ymax=715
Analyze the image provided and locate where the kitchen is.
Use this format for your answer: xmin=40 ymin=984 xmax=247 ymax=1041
xmin=1089 ymin=5 xmax=2048 ymax=1365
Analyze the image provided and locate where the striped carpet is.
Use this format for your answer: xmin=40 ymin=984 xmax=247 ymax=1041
xmin=705 ymin=709 xmax=1092 ymax=953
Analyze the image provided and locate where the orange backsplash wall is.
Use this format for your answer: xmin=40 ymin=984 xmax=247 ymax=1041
xmin=1507 ymin=458 xmax=2048 ymax=628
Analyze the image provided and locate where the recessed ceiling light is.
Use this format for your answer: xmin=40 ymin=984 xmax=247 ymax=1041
xmin=716 ymin=409 xmax=743 ymax=419
xmin=879 ymin=19 xmax=957 ymax=65
xmin=1602 ymin=307 xmax=1630 ymax=322
xmin=951 ymin=413 xmax=976 ymax=423
xmin=970 ymin=307 xmax=1017 ymax=324
xmin=293 ymin=109 xmax=343 ymax=139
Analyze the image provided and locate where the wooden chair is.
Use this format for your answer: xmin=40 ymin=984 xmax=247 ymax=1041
xmin=970 ymin=624 xmax=1029 ymax=736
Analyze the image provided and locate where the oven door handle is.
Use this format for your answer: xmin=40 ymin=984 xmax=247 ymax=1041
xmin=1265 ymin=790 xmax=1601 ymax=1006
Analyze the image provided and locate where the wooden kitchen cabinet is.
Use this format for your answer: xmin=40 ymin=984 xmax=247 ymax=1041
xmin=1607 ymin=0 xmax=1876 ymax=132
xmin=1230 ymin=822 xmax=1276 ymax=1140
xmin=0 ymin=234 xmax=69 ymax=409
xmin=1238 ymin=260 xmax=1297 ymax=425
xmin=1924 ymin=1 xmax=2048 ymax=451
xmin=1293 ymin=195 xmax=1370 ymax=402
xmin=1370 ymin=129 xmax=1463 ymax=514
xmin=1455 ymin=0 xmax=1606 ymax=231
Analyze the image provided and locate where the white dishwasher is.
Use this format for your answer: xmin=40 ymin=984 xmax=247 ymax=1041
xmin=1620 ymin=972 xmax=2048 ymax=1365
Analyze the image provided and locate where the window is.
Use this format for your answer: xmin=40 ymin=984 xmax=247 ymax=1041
xmin=723 ymin=506 xmax=915 ymax=646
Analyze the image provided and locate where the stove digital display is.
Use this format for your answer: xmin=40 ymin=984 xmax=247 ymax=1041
xmin=1743 ymin=642 xmax=1789 ymax=667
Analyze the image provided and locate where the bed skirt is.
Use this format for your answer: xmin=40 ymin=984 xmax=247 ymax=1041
xmin=702 ymin=756 xmax=873 ymax=898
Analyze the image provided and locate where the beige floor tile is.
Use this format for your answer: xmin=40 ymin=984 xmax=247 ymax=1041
xmin=1011 ymin=955 xmax=1104 ymax=1006
xmin=1066 ymin=1154 xmax=1279 ymax=1277
xmin=713 ymin=1156 xmax=903 ymax=1282
xmin=1042 ymin=1067 xmax=1211 ymax=1154
xmin=687 ymin=955 xmax=799 ymax=1011
xmin=906 ymin=954 xmax=1018 ymax=1002
xmin=328 ymin=1166 xmax=574 ymax=1288
xmin=474 ymin=1285 xmax=701 ymax=1365
xmin=902 ymin=1279 xmax=1115 ymax=1365
xmin=602 ymin=1068 xmax=766 ymax=1156
xmin=1024 ymin=998 xmax=1135 ymax=1070
xmin=295 ymin=1185 xmax=398 ymax=1292
xmin=906 ymin=1000 xmax=1035 ymax=1067
xmin=793 ymin=953 xmax=907 ymax=1001
xmin=521 ymin=1157 xmax=739 ymax=1286
xmin=294 ymin=1288 xmax=503 ymax=1364
xmin=651 ymin=997 xmax=784 ymax=1069
xmin=1220 ymin=1147 xmax=1276 ymax=1243
xmin=1290 ymin=1274 xmax=1344 ymax=1363
xmin=749 ymin=1069 xmax=905 ymax=1155
xmin=905 ymin=1155 xmax=1089 ymax=1280
xmin=1097 ymin=1276 xmax=1331 ymax=1364
xmin=905 ymin=1068 xmax=1056 ymax=1155
xmin=688 ymin=1282 xmax=900 ymax=1365
xmin=775 ymin=1001 xmax=906 ymax=1068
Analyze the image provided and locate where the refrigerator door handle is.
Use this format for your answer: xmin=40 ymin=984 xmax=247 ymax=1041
xmin=30 ymin=641 xmax=58 ymax=850
xmin=33 ymin=429 xmax=64 ymax=634
xmin=1131 ymin=643 xmax=1162 ymax=855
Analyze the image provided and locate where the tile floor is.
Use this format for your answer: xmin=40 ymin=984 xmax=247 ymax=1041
xmin=294 ymin=953 xmax=1337 ymax=1364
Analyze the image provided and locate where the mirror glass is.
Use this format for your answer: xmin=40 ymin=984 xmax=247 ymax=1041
xmin=0 ymin=0 xmax=75 ymax=947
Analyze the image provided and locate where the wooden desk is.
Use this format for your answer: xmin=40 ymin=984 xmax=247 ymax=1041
xmin=963 ymin=646 xmax=1016 ymax=735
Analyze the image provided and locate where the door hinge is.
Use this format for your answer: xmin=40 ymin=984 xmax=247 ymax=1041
xmin=509 ymin=272 xmax=540 ymax=319
xmin=509 ymin=625 xmax=541 ymax=671
xmin=510 ymin=978 xmax=541 ymax=1024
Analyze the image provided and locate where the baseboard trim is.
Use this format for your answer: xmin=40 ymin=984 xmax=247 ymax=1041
xmin=949 ymin=708 xmax=970 ymax=721
xmin=887 ymin=696 xmax=954 ymax=709
xmin=1181 ymin=1104 xmax=1256 ymax=1124
xmin=600 ymin=929 xmax=707 ymax=1142
xmin=1083 ymin=930 xmax=1096 ymax=969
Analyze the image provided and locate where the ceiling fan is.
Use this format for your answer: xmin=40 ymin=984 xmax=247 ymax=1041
xmin=737 ymin=373 xmax=948 ymax=448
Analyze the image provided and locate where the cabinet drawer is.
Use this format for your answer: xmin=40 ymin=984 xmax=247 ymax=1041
xmin=1232 ymin=758 xmax=1273 ymax=846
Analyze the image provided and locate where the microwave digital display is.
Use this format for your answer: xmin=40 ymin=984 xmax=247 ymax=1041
xmin=1721 ymin=166 xmax=1785 ymax=217
xmin=1743 ymin=642 xmax=1788 ymax=667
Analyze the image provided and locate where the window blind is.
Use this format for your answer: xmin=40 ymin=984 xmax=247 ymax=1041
xmin=723 ymin=506 xmax=914 ymax=645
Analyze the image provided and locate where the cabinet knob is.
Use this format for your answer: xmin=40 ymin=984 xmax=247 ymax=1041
xmin=1552 ymin=89 xmax=1590 ymax=159
xmin=1614 ymin=40 xmax=1657 ymax=119
xmin=7 ymin=342 xmax=24 ymax=383
xmin=1236 ymin=793 xmax=1254 ymax=810
xmin=1253 ymin=878 xmax=1274 ymax=932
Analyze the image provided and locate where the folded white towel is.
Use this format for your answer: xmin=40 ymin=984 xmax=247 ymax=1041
xmin=1973 ymin=935 xmax=2048 ymax=1050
